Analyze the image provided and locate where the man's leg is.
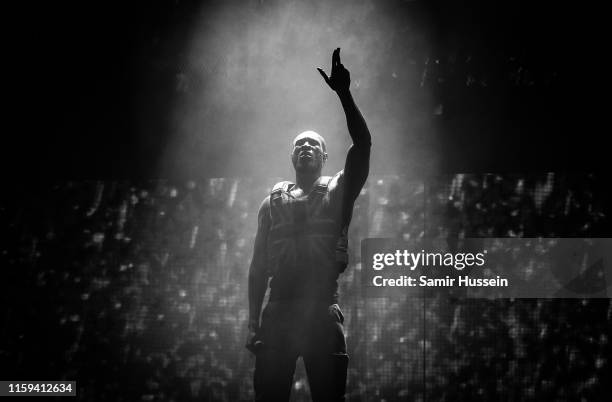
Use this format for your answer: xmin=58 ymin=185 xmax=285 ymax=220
xmin=254 ymin=347 xmax=298 ymax=402
xmin=302 ymin=304 xmax=349 ymax=402
xmin=254 ymin=301 xmax=299 ymax=402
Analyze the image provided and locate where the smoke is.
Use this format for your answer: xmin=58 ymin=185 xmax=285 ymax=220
xmin=163 ymin=0 xmax=437 ymax=180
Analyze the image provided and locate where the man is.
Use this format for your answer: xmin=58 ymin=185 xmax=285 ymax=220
xmin=246 ymin=48 xmax=371 ymax=402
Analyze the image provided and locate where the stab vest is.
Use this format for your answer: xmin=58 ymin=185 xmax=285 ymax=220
xmin=267 ymin=175 xmax=349 ymax=302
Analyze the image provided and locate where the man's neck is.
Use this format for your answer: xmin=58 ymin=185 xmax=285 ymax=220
xmin=294 ymin=171 xmax=321 ymax=194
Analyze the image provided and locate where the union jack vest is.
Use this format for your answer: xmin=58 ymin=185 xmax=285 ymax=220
xmin=267 ymin=174 xmax=349 ymax=302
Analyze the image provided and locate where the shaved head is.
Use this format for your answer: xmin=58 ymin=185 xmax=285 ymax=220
xmin=291 ymin=130 xmax=328 ymax=173
xmin=292 ymin=131 xmax=326 ymax=153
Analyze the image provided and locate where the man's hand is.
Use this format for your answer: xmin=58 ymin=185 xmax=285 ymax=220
xmin=317 ymin=48 xmax=350 ymax=94
xmin=245 ymin=322 xmax=263 ymax=354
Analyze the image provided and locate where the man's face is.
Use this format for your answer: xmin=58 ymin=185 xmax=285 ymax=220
xmin=291 ymin=131 xmax=327 ymax=173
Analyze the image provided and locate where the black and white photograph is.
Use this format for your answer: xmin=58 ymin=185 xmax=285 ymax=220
xmin=2 ymin=0 xmax=610 ymax=400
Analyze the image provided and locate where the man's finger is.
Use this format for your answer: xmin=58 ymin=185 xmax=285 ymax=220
xmin=317 ymin=68 xmax=332 ymax=87
xmin=332 ymin=48 xmax=340 ymax=68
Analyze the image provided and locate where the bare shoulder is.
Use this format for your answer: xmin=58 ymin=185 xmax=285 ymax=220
xmin=328 ymin=170 xmax=345 ymax=192
xmin=258 ymin=196 xmax=271 ymax=216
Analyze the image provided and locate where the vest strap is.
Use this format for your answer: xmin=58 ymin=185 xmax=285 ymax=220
xmin=270 ymin=181 xmax=294 ymax=205
xmin=312 ymin=176 xmax=332 ymax=196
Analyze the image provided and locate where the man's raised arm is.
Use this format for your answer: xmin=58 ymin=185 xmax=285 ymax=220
xmin=246 ymin=198 xmax=271 ymax=353
xmin=318 ymin=48 xmax=371 ymax=200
